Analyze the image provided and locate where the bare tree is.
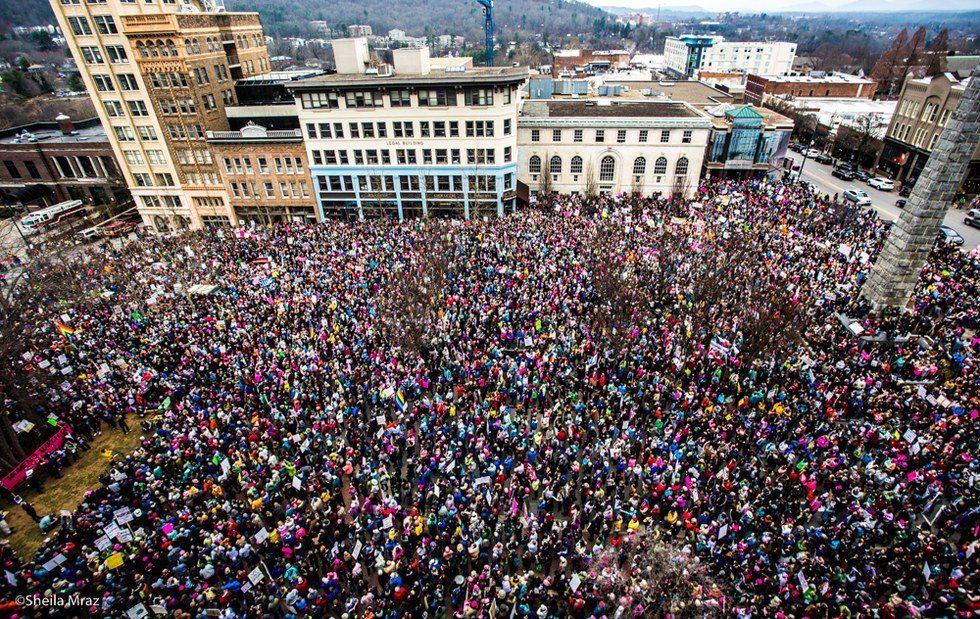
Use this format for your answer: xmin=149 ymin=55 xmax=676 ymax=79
xmin=584 ymin=161 xmax=598 ymax=200
xmin=587 ymin=528 xmax=726 ymax=617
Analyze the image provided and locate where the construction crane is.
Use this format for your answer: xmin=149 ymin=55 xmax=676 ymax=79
xmin=473 ymin=0 xmax=494 ymax=67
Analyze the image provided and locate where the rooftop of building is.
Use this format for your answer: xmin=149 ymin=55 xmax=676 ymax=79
xmin=236 ymin=69 xmax=325 ymax=85
xmin=751 ymin=71 xmax=875 ymax=84
xmin=206 ymin=123 xmax=303 ymax=143
xmin=702 ymin=103 xmax=794 ymax=128
xmin=288 ymin=65 xmax=528 ymax=90
xmin=0 ymin=117 xmax=106 ymax=145
xmin=600 ymin=79 xmax=735 ymax=107
xmin=520 ymin=99 xmax=703 ymax=120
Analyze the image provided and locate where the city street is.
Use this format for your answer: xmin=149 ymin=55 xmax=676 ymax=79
xmin=798 ymin=157 xmax=980 ymax=251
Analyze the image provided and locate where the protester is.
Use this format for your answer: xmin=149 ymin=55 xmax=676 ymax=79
xmin=1 ymin=177 xmax=976 ymax=618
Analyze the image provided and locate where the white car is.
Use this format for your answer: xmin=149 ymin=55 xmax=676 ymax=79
xmin=843 ymin=189 xmax=873 ymax=206
xmin=804 ymin=148 xmax=822 ymax=158
xmin=868 ymin=177 xmax=895 ymax=191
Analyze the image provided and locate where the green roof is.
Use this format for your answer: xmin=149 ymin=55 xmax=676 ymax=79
xmin=725 ymin=105 xmax=763 ymax=120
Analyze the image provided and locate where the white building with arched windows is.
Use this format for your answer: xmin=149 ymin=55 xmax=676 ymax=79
xmin=517 ymin=99 xmax=712 ymax=199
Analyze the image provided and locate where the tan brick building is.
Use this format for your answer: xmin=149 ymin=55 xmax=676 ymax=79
xmin=207 ymin=122 xmax=316 ymax=225
xmin=50 ymin=0 xmax=272 ymax=231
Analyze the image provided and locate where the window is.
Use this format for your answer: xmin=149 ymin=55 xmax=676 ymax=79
xmin=114 ymin=126 xmax=134 ymax=141
xmin=127 ymin=100 xmax=149 ymax=116
xmin=389 ymin=90 xmax=411 ymax=106
xmin=105 ymin=45 xmax=128 ymax=63
xmin=306 ymin=123 xmax=317 ymax=139
xmin=350 ymin=123 xmax=360 ymax=138
xmin=67 ymin=16 xmax=92 ymax=36
xmin=660 ymin=130 xmax=670 ymax=143
xmin=570 ymin=156 xmax=583 ymax=174
xmin=93 ymin=15 xmax=117 ymax=34
xmin=549 ymin=156 xmax=561 ymax=174
xmin=504 ymin=118 xmax=512 ymax=135
xmin=104 ymin=100 xmax=124 ymax=117
xmin=595 ymin=130 xmax=605 ymax=143
xmin=345 ymin=90 xmax=381 ymax=108
xmin=118 ymin=74 xmax=138 ymax=90
xmin=433 ymin=122 xmax=446 ymax=137
xmin=504 ymin=146 xmax=512 ymax=162
xmin=419 ymin=122 xmax=430 ymax=138
xmin=573 ymin=129 xmax=583 ymax=142
xmin=654 ymin=157 xmax=667 ymax=175
xmin=3 ymin=161 xmax=20 ymax=178
xmin=633 ymin=157 xmax=646 ymax=175
xmin=299 ymin=92 xmax=338 ymax=109
xmin=639 ymin=130 xmax=648 ymax=143
xmin=92 ymin=74 xmax=114 ymax=91
xmin=81 ymin=46 xmax=104 ymax=64
xmin=24 ymin=161 xmax=40 ymax=179
xmin=362 ymin=122 xmax=375 ymax=138
xmin=465 ymin=88 xmax=493 ymax=106
xmin=675 ymin=157 xmax=689 ymax=176
xmin=528 ymin=155 xmax=541 ymax=174
xmin=137 ymin=126 xmax=157 ymax=140
xmin=599 ymin=156 xmax=615 ymax=182
xmin=552 ymin=129 xmax=562 ymax=142
xmin=682 ymin=130 xmax=692 ymax=144
xmin=530 ymin=129 xmax=540 ymax=142
xmin=617 ymin=129 xmax=627 ymax=143
xmin=418 ymin=89 xmax=451 ymax=106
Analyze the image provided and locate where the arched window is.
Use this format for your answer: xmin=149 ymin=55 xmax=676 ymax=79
xmin=675 ymin=157 xmax=689 ymax=176
xmin=136 ymin=41 xmax=147 ymax=58
xmin=570 ymin=156 xmax=583 ymax=174
xmin=654 ymin=156 xmax=667 ymax=175
xmin=184 ymin=39 xmax=193 ymax=55
xmin=633 ymin=157 xmax=646 ymax=175
xmin=166 ymin=39 xmax=177 ymax=56
xmin=550 ymin=156 xmax=562 ymax=174
xmin=192 ymin=38 xmax=201 ymax=54
xmin=599 ymin=156 xmax=615 ymax=182
xmin=156 ymin=40 xmax=168 ymax=57
xmin=529 ymin=155 xmax=541 ymax=174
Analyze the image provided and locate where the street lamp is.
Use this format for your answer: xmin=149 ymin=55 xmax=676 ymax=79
xmin=795 ymin=138 xmax=815 ymax=183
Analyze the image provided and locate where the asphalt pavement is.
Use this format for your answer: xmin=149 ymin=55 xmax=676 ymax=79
xmin=797 ymin=157 xmax=980 ymax=251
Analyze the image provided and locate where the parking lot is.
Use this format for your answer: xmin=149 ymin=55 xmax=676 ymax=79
xmin=795 ymin=155 xmax=980 ymax=251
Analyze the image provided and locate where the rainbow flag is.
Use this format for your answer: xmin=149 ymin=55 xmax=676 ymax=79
xmin=55 ymin=321 xmax=76 ymax=339
xmin=394 ymin=389 xmax=407 ymax=413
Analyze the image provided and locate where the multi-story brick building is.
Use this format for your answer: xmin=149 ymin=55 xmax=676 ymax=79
xmin=877 ymin=73 xmax=980 ymax=194
xmin=745 ymin=72 xmax=878 ymax=104
xmin=552 ymin=49 xmax=631 ymax=77
xmin=0 ymin=115 xmax=129 ymax=211
xmin=49 ymin=0 xmax=271 ymax=231
xmin=290 ymin=39 xmax=527 ymax=220
xmin=207 ymin=122 xmax=315 ymax=226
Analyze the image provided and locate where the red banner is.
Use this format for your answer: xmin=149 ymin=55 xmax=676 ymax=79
xmin=1 ymin=424 xmax=72 ymax=491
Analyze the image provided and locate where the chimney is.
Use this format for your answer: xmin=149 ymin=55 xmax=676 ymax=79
xmin=56 ymin=113 xmax=74 ymax=135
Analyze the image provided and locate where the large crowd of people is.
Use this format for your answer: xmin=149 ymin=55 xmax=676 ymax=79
xmin=1 ymin=178 xmax=977 ymax=618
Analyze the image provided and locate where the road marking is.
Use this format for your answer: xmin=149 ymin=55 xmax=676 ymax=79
xmin=802 ymin=167 xmax=900 ymax=221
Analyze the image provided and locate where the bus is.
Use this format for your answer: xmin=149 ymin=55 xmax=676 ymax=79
xmin=20 ymin=200 xmax=86 ymax=233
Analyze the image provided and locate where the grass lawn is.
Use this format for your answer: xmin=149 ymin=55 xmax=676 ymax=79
xmin=1 ymin=420 xmax=144 ymax=560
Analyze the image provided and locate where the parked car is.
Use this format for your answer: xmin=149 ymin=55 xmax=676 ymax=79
xmin=815 ymin=153 xmax=834 ymax=165
xmin=868 ymin=177 xmax=896 ymax=191
xmin=852 ymin=170 xmax=870 ymax=182
xmin=938 ymin=225 xmax=965 ymax=246
xmin=896 ymin=199 xmax=907 ymax=209
xmin=832 ymin=167 xmax=855 ymax=180
xmin=74 ymin=225 xmax=103 ymax=241
xmin=804 ymin=148 xmax=822 ymax=158
xmin=790 ymin=143 xmax=806 ymax=153
xmin=102 ymin=220 xmax=138 ymax=238
xmin=964 ymin=208 xmax=980 ymax=229
xmin=843 ymin=189 xmax=873 ymax=206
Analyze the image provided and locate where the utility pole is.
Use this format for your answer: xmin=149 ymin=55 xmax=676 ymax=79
xmin=862 ymin=66 xmax=980 ymax=309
